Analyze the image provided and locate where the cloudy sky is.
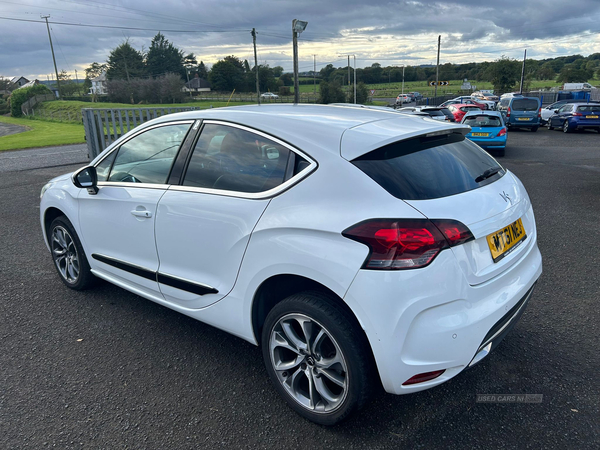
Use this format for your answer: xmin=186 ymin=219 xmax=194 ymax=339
xmin=2 ymin=0 xmax=600 ymax=81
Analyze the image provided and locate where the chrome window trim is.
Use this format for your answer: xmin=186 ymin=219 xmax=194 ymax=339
xmin=97 ymin=182 xmax=170 ymax=190
xmin=92 ymin=119 xmax=196 ymax=172
xmin=172 ymin=120 xmax=318 ymax=200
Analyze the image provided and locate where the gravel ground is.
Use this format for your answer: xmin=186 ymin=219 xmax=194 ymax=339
xmin=0 ymin=127 xmax=598 ymax=449
xmin=0 ymin=121 xmax=28 ymax=138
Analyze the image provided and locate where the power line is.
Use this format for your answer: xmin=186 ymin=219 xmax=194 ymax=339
xmin=0 ymin=15 xmax=249 ymax=33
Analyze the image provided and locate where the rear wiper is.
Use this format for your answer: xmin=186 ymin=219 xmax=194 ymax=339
xmin=475 ymin=167 xmax=501 ymax=183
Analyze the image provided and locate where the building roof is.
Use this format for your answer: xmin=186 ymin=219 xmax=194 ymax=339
xmin=91 ymin=72 xmax=107 ymax=82
xmin=11 ymin=76 xmax=29 ymax=85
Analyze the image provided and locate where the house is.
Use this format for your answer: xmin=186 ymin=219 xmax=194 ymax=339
xmin=183 ymin=75 xmax=211 ymax=93
xmin=11 ymin=76 xmax=29 ymax=87
xmin=89 ymin=72 xmax=107 ymax=95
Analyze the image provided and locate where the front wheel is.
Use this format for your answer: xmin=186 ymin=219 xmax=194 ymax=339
xmin=563 ymin=120 xmax=571 ymax=133
xmin=547 ymin=120 xmax=554 ymax=130
xmin=49 ymin=216 xmax=95 ymax=290
xmin=262 ymin=292 xmax=373 ymax=425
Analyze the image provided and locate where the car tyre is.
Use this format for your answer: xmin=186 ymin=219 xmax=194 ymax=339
xmin=547 ymin=120 xmax=554 ymax=130
xmin=531 ymin=126 xmax=539 ymax=132
xmin=49 ymin=216 xmax=95 ymax=290
xmin=563 ymin=120 xmax=571 ymax=133
xmin=261 ymin=291 xmax=373 ymax=426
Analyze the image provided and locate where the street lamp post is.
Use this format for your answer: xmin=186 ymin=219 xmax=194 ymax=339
xmin=292 ymin=19 xmax=308 ymax=104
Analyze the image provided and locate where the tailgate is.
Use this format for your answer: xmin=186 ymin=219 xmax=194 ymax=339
xmin=405 ymin=171 xmax=535 ymax=285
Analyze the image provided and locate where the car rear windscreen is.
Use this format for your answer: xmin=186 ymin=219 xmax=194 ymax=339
xmin=352 ymin=133 xmax=505 ymax=200
xmin=463 ymin=115 xmax=502 ymax=127
xmin=422 ymin=109 xmax=445 ymax=116
xmin=512 ymin=99 xmax=539 ymax=111
xmin=577 ymin=105 xmax=600 ymax=112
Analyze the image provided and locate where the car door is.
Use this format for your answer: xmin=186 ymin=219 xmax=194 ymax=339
xmin=78 ymin=121 xmax=193 ymax=298
xmin=552 ymin=104 xmax=571 ymax=126
xmin=154 ymin=121 xmax=306 ymax=309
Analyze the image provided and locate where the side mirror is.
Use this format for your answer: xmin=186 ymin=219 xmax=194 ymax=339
xmin=73 ymin=166 xmax=98 ymax=195
xmin=554 ymin=109 xmax=559 ymax=113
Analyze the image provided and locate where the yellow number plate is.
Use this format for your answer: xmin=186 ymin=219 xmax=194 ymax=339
xmin=517 ymin=117 xmax=530 ymax=121
xmin=471 ymin=132 xmax=489 ymax=137
xmin=486 ymin=218 xmax=527 ymax=263
xmin=586 ymin=115 xmax=598 ymax=119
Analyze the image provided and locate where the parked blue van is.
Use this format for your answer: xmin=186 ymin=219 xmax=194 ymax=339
xmin=496 ymin=95 xmax=541 ymax=131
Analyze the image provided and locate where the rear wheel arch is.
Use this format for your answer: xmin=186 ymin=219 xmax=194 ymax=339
xmin=251 ymin=275 xmax=368 ymax=349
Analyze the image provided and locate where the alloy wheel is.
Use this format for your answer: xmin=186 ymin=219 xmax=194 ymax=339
xmin=269 ymin=313 xmax=348 ymax=413
xmin=51 ymin=225 xmax=80 ymax=284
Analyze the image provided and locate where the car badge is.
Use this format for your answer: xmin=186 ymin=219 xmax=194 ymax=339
xmin=500 ymin=191 xmax=511 ymax=203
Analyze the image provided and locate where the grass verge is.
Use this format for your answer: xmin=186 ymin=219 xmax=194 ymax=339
xmin=0 ymin=115 xmax=85 ymax=151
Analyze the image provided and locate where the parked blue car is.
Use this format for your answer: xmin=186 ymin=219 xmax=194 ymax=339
xmin=496 ymin=96 xmax=541 ymax=131
xmin=462 ymin=111 xmax=507 ymax=156
xmin=547 ymin=102 xmax=600 ymax=133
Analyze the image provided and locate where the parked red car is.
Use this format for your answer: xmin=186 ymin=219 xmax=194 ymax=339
xmin=447 ymin=104 xmax=484 ymax=122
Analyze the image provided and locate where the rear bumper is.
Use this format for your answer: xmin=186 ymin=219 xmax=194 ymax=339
xmin=468 ymin=137 xmax=506 ymax=149
xmin=343 ymin=225 xmax=542 ymax=395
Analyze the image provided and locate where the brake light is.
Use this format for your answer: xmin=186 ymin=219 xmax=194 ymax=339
xmin=507 ymin=107 xmax=511 ymax=117
xmin=572 ymin=112 xmax=582 ymax=116
xmin=342 ymin=219 xmax=474 ymax=270
xmin=538 ymin=107 xmax=542 ymax=118
xmin=497 ymin=127 xmax=507 ymax=137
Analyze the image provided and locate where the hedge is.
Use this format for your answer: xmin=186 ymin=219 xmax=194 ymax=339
xmin=10 ymin=84 xmax=52 ymax=117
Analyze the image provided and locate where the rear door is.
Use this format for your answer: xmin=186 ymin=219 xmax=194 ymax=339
xmin=154 ymin=121 xmax=301 ymax=309
xmin=511 ymin=98 xmax=540 ymax=125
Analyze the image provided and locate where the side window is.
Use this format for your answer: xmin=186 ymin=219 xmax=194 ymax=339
xmin=95 ymin=150 xmax=117 ymax=182
xmin=183 ymin=124 xmax=291 ymax=193
xmin=107 ymin=123 xmax=190 ymax=184
xmin=558 ymin=105 xmax=571 ymax=113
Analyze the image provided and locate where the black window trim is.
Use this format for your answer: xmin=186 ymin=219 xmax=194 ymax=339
xmin=170 ymin=120 xmax=318 ymax=200
xmin=93 ymin=119 xmax=196 ymax=190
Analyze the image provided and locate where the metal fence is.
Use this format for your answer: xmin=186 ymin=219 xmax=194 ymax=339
xmin=82 ymin=106 xmax=200 ymax=159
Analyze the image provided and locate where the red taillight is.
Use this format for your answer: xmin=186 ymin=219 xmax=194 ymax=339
xmin=572 ymin=112 xmax=582 ymax=116
xmin=403 ymin=369 xmax=446 ymax=385
xmin=497 ymin=127 xmax=507 ymax=137
xmin=342 ymin=219 xmax=473 ymax=270
xmin=538 ymin=107 xmax=542 ymax=118
xmin=507 ymin=106 xmax=511 ymax=117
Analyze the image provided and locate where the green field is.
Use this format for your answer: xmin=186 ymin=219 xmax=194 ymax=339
xmin=0 ymin=115 xmax=86 ymax=151
xmin=31 ymin=100 xmax=255 ymax=124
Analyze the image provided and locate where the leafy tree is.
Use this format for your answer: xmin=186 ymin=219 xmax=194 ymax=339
xmin=350 ymin=82 xmax=369 ymax=104
xmin=536 ymin=62 xmax=555 ymax=80
xmin=146 ymin=32 xmax=185 ymax=79
xmin=279 ymin=73 xmax=293 ymax=86
xmin=556 ymin=65 xmax=593 ymax=83
xmin=0 ymin=77 xmax=16 ymax=94
xmin=107 ymin=40 xmax=147 ymax=80
xmin=485 ymin=56 xmax=521 ymax=94
xmin=318 ymin=80 xmax=345 ymax=103
xmin=209 ymin=56 xmax=247 ymax=91
xmin=256 ymin=64 xmax=277 ymax=92
xmin=197 ymin=61 xmax=208 ymax=80
xmin=57 ymin=70 xmax=80 ymax=96
xmin=83 ymin=62 xmax=107 ymax=93
xmin=320 ymin=64 xmax=336 ymax=81
xmin=272 ymin=66 xmax=284 ymax=77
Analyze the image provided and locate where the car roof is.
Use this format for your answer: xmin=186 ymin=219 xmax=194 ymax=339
xmin=463 ymin=110 xmax=503 ymax=118
xmin=141 ymin=104 xmax=469 ymax=161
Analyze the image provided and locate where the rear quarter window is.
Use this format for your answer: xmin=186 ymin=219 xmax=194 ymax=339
xmin=352 ymin=133 xmax=505 ymax=200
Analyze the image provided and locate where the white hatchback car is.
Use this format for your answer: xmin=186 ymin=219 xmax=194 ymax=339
xmin=40 ymin=104 xmax=542 ymax=425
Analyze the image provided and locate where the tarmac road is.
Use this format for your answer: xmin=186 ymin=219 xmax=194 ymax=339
xmin=0 ymin=128 xmax=598 ymax=449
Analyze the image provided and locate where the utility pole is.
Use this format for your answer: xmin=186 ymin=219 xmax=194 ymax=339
xmin=313 ymin=55 xmax=317 ymax=94
xmin=435 ymin=35 xmax=440 ymax=99
xmin=519 ymin=49 xmax=527 ymax=94
xmin=353 ymin=56 xmax=356 ymax=104
xmin=41 ymin=15 xmax=61 ymax=99
xmin=347 ymin=55 xmax=351 ymax=100
xmin=74 ymin=69 xmax=79 ymax=96
xmin=292 ymin=19 xmax=308 ymax=104
xmin=252 ymin=28 xmax=261 ymax=105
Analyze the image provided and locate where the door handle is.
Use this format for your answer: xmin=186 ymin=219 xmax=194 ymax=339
xmin=131 ymin=209 xmax=152 ymax=218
